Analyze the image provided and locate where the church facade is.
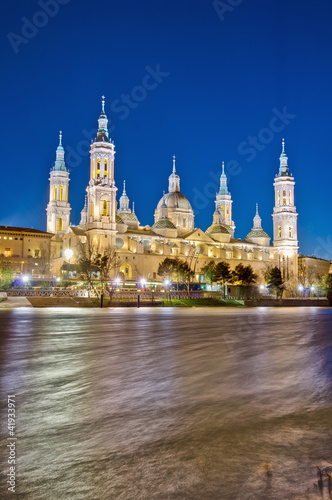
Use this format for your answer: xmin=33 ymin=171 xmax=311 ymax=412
xmin=48 ymin=99 xmax=299 ymax=284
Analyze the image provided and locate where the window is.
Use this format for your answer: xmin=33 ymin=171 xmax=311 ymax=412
xmin=289 ymin=226 xmax=293 ymax=238
xmin=54 ymin=185 xmax=57 ymax=200
xmin=183 ymin=218 xmax=186 ymax=228
xmin=59 ymin=218 xmax=63 ymax=232
xmin=4 ymin=248 xmax=11 ymax=257
xmin=103 ymin=200 xmax=107 ymax=216
xmin=278 ymin=225 xmax=282 ymax=238
xmin=66 ymin=185 xmax=68 ymax=202
xmin=96 ymin=159 xmax=101 ymax=178
xmin=226 ymin=207 xmax=229 ymax=217
xmin=92 ymin=159 xmax=95 ymax=179
xmin=91 ymin=202 xmax=94 ymax=217
xmin=289 ymin=191 xmax=292 ymax=205
xmin=277 ymin=191 xmax=280 ymax=205
xmin=153 ymin=272 xmax=156 ymax=279
xmin=34 ymin=249 xmax=40 ymax=258
xmin=221 ymin=206 xmax=224 ymax=211
xmin=283 ymin=191 xmax=286 ymax=205
xmin=60 ymin=185 xmax=63 ymax=201
xmin=104 ymin=159 xmax=108 ymax=177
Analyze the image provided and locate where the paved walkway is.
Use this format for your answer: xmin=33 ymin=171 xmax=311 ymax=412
xmin=0 ymin=297 xmax=32 ymax=308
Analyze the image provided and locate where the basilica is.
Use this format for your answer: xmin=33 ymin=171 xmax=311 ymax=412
xmin=46 ymin=98 xmax=299 ymax=284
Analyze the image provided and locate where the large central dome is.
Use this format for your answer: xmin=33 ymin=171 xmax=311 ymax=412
xmin=157 ymin=192 xmax=192 ymax=211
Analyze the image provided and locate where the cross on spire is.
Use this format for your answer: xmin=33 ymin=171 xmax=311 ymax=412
xmin=101 ymin=95 xmax=105 ymax=113
xmin=59 ymin=130 xmax=62 ymax=146
xmin=172 ymin=155 xmax=176 ymax=173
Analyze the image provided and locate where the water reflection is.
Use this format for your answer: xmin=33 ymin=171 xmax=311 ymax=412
xmin=0 ymin=307 xmax=331 ymax=499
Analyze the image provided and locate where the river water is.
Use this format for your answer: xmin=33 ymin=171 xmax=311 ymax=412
xmin=0 ymin=307 xmax=332 ymax=499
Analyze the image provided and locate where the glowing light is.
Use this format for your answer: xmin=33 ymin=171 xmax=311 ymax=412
xmin=65 ymin=249 xmax=73 ymax=260
xmin=298 ymin=285 xmax=304 ymax=292
xmin=141 ymin=278 xmax=146 ymax=287
xmin=115 ymin=277 xmax=121 ymax=284
xmin=164 ymin=279 xmax=170 ymax=286
xmin=260 ymin=285 xmax=265 ymax=291
xmin=56 ymin=277 xmax=61 ymax=282
xmin=23 ymin=275 xmax=29 ymax=282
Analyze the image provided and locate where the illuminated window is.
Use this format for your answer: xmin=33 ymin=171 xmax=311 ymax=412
xmin=91 ymin=202 xmax=94 ymax=217
xmin=54 ymin=185 xmax=57 ymax=201
xmin=289 ymin=191 xmax=292 ymax=205
xmin=104 ymin=159 xmax=108 ymax=177
xmin=59 ymin=218 xmax=63 ymax=232
xmin=66 ymin=185 xmax=68 ymax=202
xmin=60 ymin=185 xmax=63 ymax=201
xmin=92 ymin=159 xmax=95 ymax=179
xmin=289 ymin=226 xmax=293 ymax=238
xmin=226 ymin=207 xmax=229 ymax=217
xmin=103 ymin=200 xmax=107 ymax=216
xmin=277 ymin=191 xmax=280 ymax=205
xmin=34 ymin=249 xmax=40 ymax=258
xmin=283 ymin=191 xmax=286 ymax=205
xmin=278 ymin=225 xmax=281 ymax=238
xmin=221 ymin=206 xmax=224 ymax=211
xmin=97 ymin=159 xmax=101 ymax=178
xmin=4 ymin=248 xmax=11 ymax=257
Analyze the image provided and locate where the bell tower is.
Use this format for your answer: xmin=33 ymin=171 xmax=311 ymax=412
xmin=46 ymin=131 xmax=71 ymax=237
xmin=86 ymin=97 xmax=117 ymax=245
xmin=272 ymin=139 xmax=298 ymax=280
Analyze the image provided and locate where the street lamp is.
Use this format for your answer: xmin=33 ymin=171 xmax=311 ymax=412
xmin=65 ymin=248 xmax=73 ymax=262
xmin=141 ymin=278 xmax=146 ymax=289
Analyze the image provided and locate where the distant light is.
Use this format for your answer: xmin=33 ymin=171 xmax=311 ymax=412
xmin=141 ymin=278 xmax=146 ymax=287
xmin=164 ymin=279 xmax=170 ymax=286
xmin=65 ymin=249 xmax=73 ymax=260
xmin=23 ymin=275 xmax=29 ymax=282
xmin=298 ymin=285 xmax=304 ymax=291
xmin=56 ymin=277 xmax=61 ymax=282
xmin=115 ymin=277 xmax=121 ymax=284
xmin=260 ymin=285 xmax=265 ymax=291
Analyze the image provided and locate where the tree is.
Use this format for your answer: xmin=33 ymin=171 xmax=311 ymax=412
xmin=93 ymin=246 xmax=119 ymax=300
xmin=76 ymin=235 xmax=98 ymax=293
xmin=231 ymin=264 xmax=258 ymax=299
xmin=0 ymin=266 xmax=15 ymax=290
xmin=201 ymin=261 xmax=217 ymax=285
xmin=266 ymin=266 xmax=284 ymax=298
xmin=157 ymin=258 xmax=179 ymax=281
xmin=322 ymin=273 xmax=332 ymax=296
xmin=231 ymin=264 xmax=257 ymax=286
xmin=215 ymin=261 xmax=232 ymax=285
xmin=38 ymin=242 xmax=52 ymax=276
xmin=176 ymin=260 xmax=195 ymax=291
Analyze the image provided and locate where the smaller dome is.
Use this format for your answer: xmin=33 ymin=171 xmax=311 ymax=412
xmin=206 ymin=224 xmax=230 ymax=235
xmin=152 ymin=218 xmax=176 ymax=229
xmin=121 ymin=213 xmax=138 ymax=222
xmin=116 ymin=214 xmax=124 ymax=223
xmin=246 ymin=230 xmax=270 ymax=238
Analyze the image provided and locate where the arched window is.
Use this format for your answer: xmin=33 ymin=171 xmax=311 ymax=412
xmin=278 ymin=225 xmax=282 ymax=238
xmin=289 ymin=191 xmax=292 ymax=205
xmin=103 ymin=200 xmax=107 ymax=216
xmin=104 ymin=159 xmax=108 ymax=177
xmin=289 ymin=226 xmax=293 ymax=238
xmin=54 ymin=185 xmax=57 ymax=201
xmin=226 ymin=207 xmax=229 ymax=217
xmin=91 ymin=201 xmax=94 ymax=217
xmin=96 ymin=159 xmax=101 ymax=178
xmin=60 ymin=185 xmax=63 ymax=201
xmin=221 ymin=206 xmax=224 ymax=212
xmin=283 ymin=191 xmax=286 ymax=205
xmin=277 ymin=191 xmax=280 ymax=205
xmin=59 ymin=218 xmax=63 ymax=231
xmin=92 ymin=159 xmax=95 ymax=179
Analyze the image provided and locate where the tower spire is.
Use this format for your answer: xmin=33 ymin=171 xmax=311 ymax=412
xmin=219 ymin=161 xmax=228 ymax=195
xmin=173 ymin=155 xmax=176 ymax=173
xmin=168 ymin=155 xmax=180 ymax=193
xmin=95 ymin=95 xmax=110 ymax=142
xmin=54 ymin=131 xmax=66 ymax=171
xmin=278 ymin=138 xmax=289 ymax=176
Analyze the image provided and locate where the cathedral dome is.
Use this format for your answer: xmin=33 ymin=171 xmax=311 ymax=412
xmin=116 ymin=214 xmax=124 ymax=223
xmin=246 ymin=229 xmax=270 ymax=239
xmin=206 ymin=224 xmax=231 ymax=235
xmin=152 ymin=218 xmax=176 ymax=230
xmin=157 ymin=192 xmax=192 ymax=211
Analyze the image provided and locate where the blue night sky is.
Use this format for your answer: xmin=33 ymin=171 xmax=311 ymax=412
xmin=1 ymin=0 xmax=331 ymax=259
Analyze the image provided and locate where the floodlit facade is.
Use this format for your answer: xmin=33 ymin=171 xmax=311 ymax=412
xmin=47 ymin=99 xmax=301 ymax=283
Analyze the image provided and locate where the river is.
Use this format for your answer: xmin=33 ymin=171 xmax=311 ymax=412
xmin=0 ymin=307 xmax=331 ymax=499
